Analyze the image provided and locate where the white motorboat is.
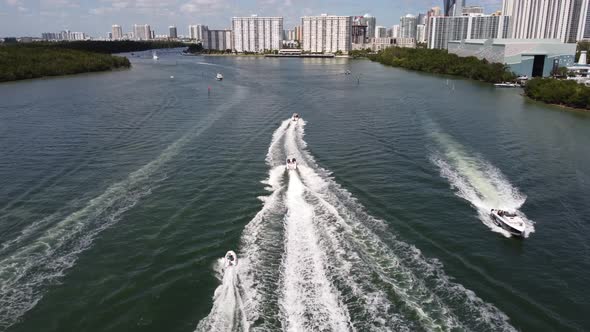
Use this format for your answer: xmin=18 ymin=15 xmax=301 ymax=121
xmin=216 ymin=73 xmax=223 ymax=81
xmin=494 ymin=82 xmax=520 ymax=88
xmin=286 ymin=158 xmax=297 ymax=170
xmin=490 ymin=209 xmax=526 ymax=237
xmin=152 ymin=51 xmax=159 ymax=60
xmin=291 ymin=113 xmax=300 ymax=122
xmin=224 ymin=250 xmax=238 ymax=267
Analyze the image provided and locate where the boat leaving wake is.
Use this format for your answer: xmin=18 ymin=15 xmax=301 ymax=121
xmin=197 ymin=118 xmax=518 ymax=331
xmin=0 ymin=87 xmax=247 ymax=331
xmin=430 ymin=131 xmax=535 ymax=238
xmin=196 ymin=258 xmax=249 ymax=332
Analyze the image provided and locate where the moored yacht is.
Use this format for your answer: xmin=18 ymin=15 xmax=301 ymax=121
xmin=494 ymin=82 xmax=520 ymax=88
xmin=490 ymin=209 xmax=526 ymax=237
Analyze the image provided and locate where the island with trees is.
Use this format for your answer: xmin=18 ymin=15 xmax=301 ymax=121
xmin=0 ymin=41 xmax=185 ymax=82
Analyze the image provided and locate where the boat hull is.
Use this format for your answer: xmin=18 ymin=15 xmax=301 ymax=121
xmin=490 ymin=214 xmax=524 ymax=237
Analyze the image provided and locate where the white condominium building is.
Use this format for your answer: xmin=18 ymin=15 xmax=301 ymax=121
xmin=133 ymin=24 xmax=152 ymax=40
xmin=302 ymin=14 xmax=352 ymax=53
xmin=111 ymin=25 xmax=123 ymax=40
xmin=189 ymin=24 xmax=208 ymax=41
xmin=501 ymin=0 xmax=589 ymax=42
xmin=204 ymin=30 xmax=233 ymax=51
xmin=232 ymin=15 xmax=283 ymax=52
xmin=427 ymin=15 xmax=511 ymax=49
xmin=400 ymin=14 xmax=418 ymax=39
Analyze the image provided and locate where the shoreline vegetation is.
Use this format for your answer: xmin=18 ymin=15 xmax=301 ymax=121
xmin=0 ymin=41 xmax=184 ymax=82
xmin=524 ymin=78 xmax=590 ymax=111
xmin=356 ymin=47 xmax=515 ymax=83
xmin=357 ymin=47 xmax=589 ymax=111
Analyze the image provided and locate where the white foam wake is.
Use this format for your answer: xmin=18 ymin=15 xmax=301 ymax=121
xmin=279 ymin=170 xmax=352 ymax=331
xmin=282 ymin=119 xmax=517 ymax=331
xmin=431 ymin=132 xmax=535 ymax=237
xmin=0 ymin=86 xmax=247 ymax=330
xmin=198 ymin=118 xmax=518 ymax=332
xmin=195 ymin=259 xmax=249 ymax=332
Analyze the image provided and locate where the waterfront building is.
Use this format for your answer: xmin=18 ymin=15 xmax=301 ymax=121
xmin=428 ymin=6 xmax=442 ymax=17
xmin=417 ymin=13 xmax=426 ymax=25
xmin=567 ymin=51 xmax=590 ymax=85
xmin=375 ymin=26 xmax=387 ymax=38
xmin=427 ymin=15 xmax=510 ymax=49
xmin=169 ymin=26 xmax=177 ymax=39
xmin=112 ymin=25 xmax=123 ymax=40
xmin=448 ymin=38 xmax=576 ymax=77
xmin=189 ymin=24 xmax=208 ymax=41
xmin=444 ymin=0 xmax=465 ymax=16
xmin=579 ymin=1 xmax=590 ymax=40
xmin=360 ymin=14 xmax=376 ymax=38
xmin=400 ymin=14 xmax=418 ymax=39
xmin=462 ymin=6 xmax=484 ymax=15
xmin=368 ymin=37 xmax=416 ymax=51
xmin=417 ymin=24 xmax=427 ymax=43
xmin=41 ymin=32 xmax=59 ymax=41
xmin=391 ymin=25 xmax=400 ymax=38
xmin=133 ymin=24 xmax=152 ymax=40
xmin=352 ymin=22 xmax=368 ymax=44
xmin=501 ymin=0 xmax=588 ymax=43
xmin=302 ymin=14 xmax=352 ymax=54
xmin=204 ymin=29 xmax=232 ymax=51
xmin=232 ymin=15 xmax=283 ymax=52
xmin=294 ymin=25 xmax=302 ymax=41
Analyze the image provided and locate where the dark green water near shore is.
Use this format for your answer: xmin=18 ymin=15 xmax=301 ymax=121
xmin=1 ymin=50 xmax=589 ymax=331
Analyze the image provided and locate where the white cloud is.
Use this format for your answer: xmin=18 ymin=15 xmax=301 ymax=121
xmin=5 ymin=0 xmax=23 ymax=6
xmin=180 ymin=0 xmax=229 ymax=13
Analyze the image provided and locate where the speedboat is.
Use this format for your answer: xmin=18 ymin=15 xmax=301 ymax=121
xmin=490 ymin=209 xmax=526 ymax=237
xmin=344 ymin=70 xmax=351 ymax=75
xmin=286 ymin=158 xmax=297 ymax=170
xmin=216 ymin=73 xmax=223 ymax=81
xmin=291 ymin=113 xmax=300 ymax=122
xmin=152 ymin=51 xmax=159 ymax=60
xmin=494 ymin=82 xmax=520 ymax=88
xmin=224 ymin=250 xmax=238 ymax=267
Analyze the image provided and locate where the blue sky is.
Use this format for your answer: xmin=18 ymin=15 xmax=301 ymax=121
xmin=0 ymin=0 xmax=502 ymax=37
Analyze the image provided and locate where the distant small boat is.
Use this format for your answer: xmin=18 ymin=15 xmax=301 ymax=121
xmin=291 ymin=113 xmax=300 ymax=122
xmin=152 ymin=52 xmax=159 ymax=60
xmin=494 ymin=82 xmax=520 ymax=88
xmin=224 ymin=250 xmax=238 ymax=267
xmin=216 ymin=73 xmax=223 ymax=81
xmin=344 ymin=70 xmax=351 ymax=75
xmin=286 ymin=158 xmax=297 ymax=170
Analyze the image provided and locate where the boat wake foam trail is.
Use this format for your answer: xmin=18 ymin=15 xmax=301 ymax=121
xmin=0 ymin=86 xmax=247 ymax=331
xmin=198 ymin=118 xmax=517 ymax=332
xmin=195 ymin=259 xmax=249 ymax=332
xmin=430 ymin=131 xmax=535 ymax=237
xmin=279 ymin=169 xmax=352 ymax=331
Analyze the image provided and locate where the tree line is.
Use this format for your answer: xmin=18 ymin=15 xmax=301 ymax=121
xmin=524 ymin=78 xmax=590 ymax=110
xmin=365 ymin=47 xmax=516 ymax=83
xmin=0 ymin=44 xmax=131 ymax=82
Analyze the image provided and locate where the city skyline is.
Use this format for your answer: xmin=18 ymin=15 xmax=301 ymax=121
xmin=0 ymin=0 xmax=503 ymax=37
